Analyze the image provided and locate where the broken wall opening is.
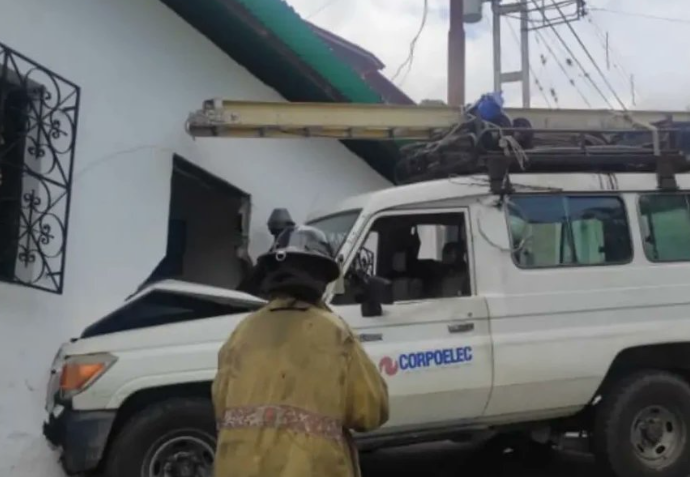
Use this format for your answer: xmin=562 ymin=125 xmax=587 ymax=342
xmin=147 ymin=156 xmax=251 ymax=290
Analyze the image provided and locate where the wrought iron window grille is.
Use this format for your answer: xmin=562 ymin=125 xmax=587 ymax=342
xmin=0 ymin=41 xmax=80 ymax=293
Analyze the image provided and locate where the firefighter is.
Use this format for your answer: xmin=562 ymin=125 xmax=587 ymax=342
xmin=212 ymin=225 xmax=389 ymax=477
xmin=235 ymin=208 xmax=295 ymax=297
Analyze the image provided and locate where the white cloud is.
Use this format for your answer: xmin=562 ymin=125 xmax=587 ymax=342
xmin=287 ymin=0 xmax=690 ymax=110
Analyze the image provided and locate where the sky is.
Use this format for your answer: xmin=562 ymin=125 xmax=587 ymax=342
xmin=285 ymin=0 xmax=690 ymax=110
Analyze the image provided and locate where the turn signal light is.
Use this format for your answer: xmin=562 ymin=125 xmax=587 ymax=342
xmin=59 ymin=353 xmax=117 ymax=400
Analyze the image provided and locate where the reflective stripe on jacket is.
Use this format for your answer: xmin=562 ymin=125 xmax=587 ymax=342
xmin=212 ymin=297 xmax=389 ymax=477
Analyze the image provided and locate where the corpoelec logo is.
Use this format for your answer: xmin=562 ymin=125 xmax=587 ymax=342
xmin=379 ymin=347 xmax=473 ymax=377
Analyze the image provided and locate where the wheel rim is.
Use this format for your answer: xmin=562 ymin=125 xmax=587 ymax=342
xmin=630 ymin=405 xmax=686 ymax=469
xmin=144 ymin=431 xmax=215 ymax=477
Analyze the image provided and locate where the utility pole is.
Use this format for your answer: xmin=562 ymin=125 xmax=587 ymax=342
xmin=448 ymin=0 xmax=466 ymax=107
xmin=520 ymin=0 xmax=530 ymax=108
xmin=492 ymin=0 xmax=531 ymax=108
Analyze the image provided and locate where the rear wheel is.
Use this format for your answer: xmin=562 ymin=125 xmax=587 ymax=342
xmin=594 ymin=371 xmax=690 ymax=477
xmin=105 ymin=398 xmax=216 ymax=477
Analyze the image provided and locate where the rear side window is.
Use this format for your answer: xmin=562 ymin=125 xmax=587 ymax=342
xmin=639 ymin=194 xmax=690 ymax=262
xmin=508 ymin=195 xmax=632 ymax=268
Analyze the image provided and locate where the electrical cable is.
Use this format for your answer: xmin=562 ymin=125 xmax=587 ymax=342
xmin=391 ymin=0 xmax=429 ymax=84
xmin=589 ymin=7 xmax=690 ymax=26
xmin=550 ymin=0 xmax=627 ymax=110
xmin=587 ymin=15 xmax=640 ymax=102
xmin=505 ymin=20 xmax=555 ymax=108
xmin=306 ymin=0 xmax=342 ymax=20
xmin=530 ymin=0 xmax=613 ymax=109
xmin=530 ymin=20 xmax=593 ymax=108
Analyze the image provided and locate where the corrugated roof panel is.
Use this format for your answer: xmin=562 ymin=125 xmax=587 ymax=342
xmin=233 ymin=0 xmax=383 ymax=103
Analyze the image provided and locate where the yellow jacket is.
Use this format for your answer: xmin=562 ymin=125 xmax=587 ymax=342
xmin=212 ymin=297 xmax=389 ymax=477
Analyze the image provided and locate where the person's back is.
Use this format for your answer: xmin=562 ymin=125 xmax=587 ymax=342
xmin=213 ymin=297 xmax=388 ymax=477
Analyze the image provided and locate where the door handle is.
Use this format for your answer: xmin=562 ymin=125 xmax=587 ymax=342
xmin=359 ymin=333 xmax=383 ymax=342
xmin=448 ymin=323 xmax=474 ymax=334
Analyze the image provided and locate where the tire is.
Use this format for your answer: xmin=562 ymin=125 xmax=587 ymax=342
xmin=105 ymin=398 xmax=216 ymax=477
xmin=593 ymin=371 xmax=690 ymax=477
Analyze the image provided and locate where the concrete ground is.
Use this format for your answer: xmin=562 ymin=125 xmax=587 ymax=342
xmin=361 ymin=441 xmax=597 ymax=477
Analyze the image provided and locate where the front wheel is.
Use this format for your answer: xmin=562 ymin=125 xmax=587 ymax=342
xmin=594 ymin=371 xmax=690 ymax=477
xmin=105 ymin=398 xmax=216 ymax=477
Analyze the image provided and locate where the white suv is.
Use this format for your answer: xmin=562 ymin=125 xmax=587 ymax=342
xmin=44 ymin=173 xmax=690 ymax=477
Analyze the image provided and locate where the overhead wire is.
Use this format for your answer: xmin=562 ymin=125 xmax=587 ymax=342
xmin=529 ymin=18 xmax=593 ymax=107
xmin=589 ymin=7 xmax=690 ymax=26
xmin=391 ymin=0 xmax=429 ymax=84
xmin=550 ymin=0 xmax=627 ymax=110
xmin=505 ymin=19 xmax=555 ymax=108
xmin=586 ymin=14 xmax=640 ymax=105
xmin=306 ymin=0 xmax=342 ymax=20
xmin=530 ymin=0 xmax=613 ymax=109
xmin=587 ymin=16 xmax=634 ymax=83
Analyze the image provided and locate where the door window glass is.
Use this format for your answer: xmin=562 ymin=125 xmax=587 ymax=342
xmin=332 ymin=212 xmax=470 ymax=305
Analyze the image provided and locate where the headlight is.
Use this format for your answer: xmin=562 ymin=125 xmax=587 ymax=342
xmin=59 ymin=353 xmax=117 ymax=401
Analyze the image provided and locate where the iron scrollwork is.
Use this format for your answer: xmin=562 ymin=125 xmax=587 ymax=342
xmin=0 ymin=41 xmax=80 ymax=293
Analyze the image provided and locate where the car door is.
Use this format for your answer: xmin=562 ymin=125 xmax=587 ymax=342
xmin=330 ymin=208 xmax=493 ymax=430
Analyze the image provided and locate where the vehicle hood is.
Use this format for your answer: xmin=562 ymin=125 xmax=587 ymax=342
xmin=64 ymin=311 xmax=252 ymax=356
xmin=80 ymin=284 xmax=265 ymax=339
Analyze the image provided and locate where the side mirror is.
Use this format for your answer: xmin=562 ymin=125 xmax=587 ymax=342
xmin=368 ymin=276 xmax=393 ymax=305
xmin=360 ymin=276 xmax=393 ymax=318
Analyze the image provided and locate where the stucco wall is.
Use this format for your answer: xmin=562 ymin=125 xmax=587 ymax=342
xmin=0 ymin=0 xmax=390 ymax=475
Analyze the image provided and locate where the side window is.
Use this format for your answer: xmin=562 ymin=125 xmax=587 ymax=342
xmin=508 ymin=195 xmax=632 ymax=268
xmin=639 ymin=194 xmax=690 ymax=262
xmin=332 ymin=212 xmax=471 ymax=305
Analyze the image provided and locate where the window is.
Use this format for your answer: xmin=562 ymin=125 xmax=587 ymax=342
xmin=307 ymin=211 xmax=361 ymax=255
xmin=0 ymin=42 xmax=80 ymax=293
xmin=332 ymin=212 xmax=471 ymax=305
xmin=508 ymin=195 xmax=632 ymax=268
xmin=639 ymin=194 xmax=690 ymax=262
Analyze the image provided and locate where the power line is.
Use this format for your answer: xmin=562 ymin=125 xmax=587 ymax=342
xmin=505 ymin=19 xmax=554 ymax=108
xmin=391 ymin=0 xmax=429 ymax=84
xmin=531 ymin=0 xmax=612 ymax=109
xmin=306 ymin=0 xmax=341 ymax=20
xmin=550 ymin=0 xmax=627 ymax=110
xmin=532 ymin=23 xmax=592 ymax=108
xmin=586 ymin=15 xmax=640 ymax=104
xmin=588 ymin=16 xmax=632 ymax=82
xmin=589 ymin=7 xmax=690 ymax=25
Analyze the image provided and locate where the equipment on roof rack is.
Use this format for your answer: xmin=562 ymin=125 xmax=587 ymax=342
xmin=395 ymin=98 xmax=690 ymax=193
xmin=186 ymin=97 xmax=690 ymax=193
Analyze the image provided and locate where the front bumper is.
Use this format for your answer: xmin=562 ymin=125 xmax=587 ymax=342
xmin=43 ymin=407 xmax=116 ymax=475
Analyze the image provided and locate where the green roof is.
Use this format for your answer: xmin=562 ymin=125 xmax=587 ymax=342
xmin=233 ymin=0 xmax=382 ymax=103
xmin=161 ymin=0 xmax=401 ymax=180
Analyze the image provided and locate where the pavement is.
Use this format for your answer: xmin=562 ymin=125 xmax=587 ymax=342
xmin=361 ymin=441 xmax=597 ymax=477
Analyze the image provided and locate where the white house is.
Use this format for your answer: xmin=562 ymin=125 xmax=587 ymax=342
xmin=0 ymin=0 xmax=401 ymax=475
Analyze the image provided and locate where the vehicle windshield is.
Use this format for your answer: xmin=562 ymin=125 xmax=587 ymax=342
xmin=306 ymin=211 xmax=361 ymax=255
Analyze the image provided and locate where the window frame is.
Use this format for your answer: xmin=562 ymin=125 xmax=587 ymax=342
xmin=637 ymin=192 xmax=690 ymax=263
xmin=327 ymin=207 xmax=475 ymax=304
xmin=306 ymin=209 xmax=362 ymax=256
xmin=505 ymin=193 xmax=635 ymax=270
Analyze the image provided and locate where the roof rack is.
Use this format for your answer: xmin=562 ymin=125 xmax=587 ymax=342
xmin=396 ymin=122 xmax=690 ymax=194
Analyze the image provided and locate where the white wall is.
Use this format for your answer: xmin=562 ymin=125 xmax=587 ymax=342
xmin=0 ymin=0 xmax=390 ymax=475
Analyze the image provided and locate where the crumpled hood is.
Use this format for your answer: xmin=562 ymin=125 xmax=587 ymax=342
xmin=64 ymin=311 xmax=253 ymax=356
xmin=80 ymin=284 xmax=266 ymax=339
